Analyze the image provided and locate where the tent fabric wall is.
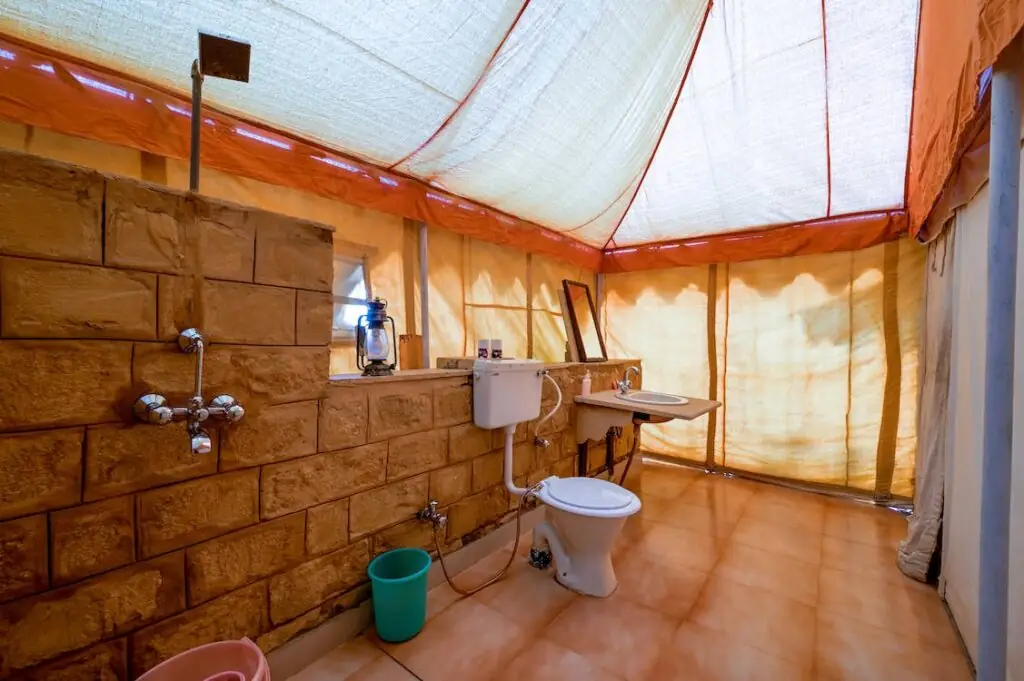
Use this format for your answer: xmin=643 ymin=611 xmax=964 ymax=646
xmin=940 ymin=166 xmax=1024 ymax=681
xmin=907 ymin=0 xmax=1024 ymax=235
xmin=899 ymin=228 xmax=955 ymax=581
xmin=605 ymin=240 xmax=924 ymax=496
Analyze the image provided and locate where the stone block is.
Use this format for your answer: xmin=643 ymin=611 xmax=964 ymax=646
xmin=269 ymin=539 xmax=370 ymax=624
xmin=18 ymin=639 xmax=127 ymax=681
xmin=0 ymin=553 xmax=184 ymax=674
xmin=449 ymin=423 xmax=492 ymax=462
xmin=373 ymin=518 xmax=434 ymax=555
xmin=186 ymin=513 xmax=306 ymax=605
xmin=206 ymin=280 xmax=296 ymax=345
xmin=306 ymin=498 xmax=349 ymax=556
xmin=104 ymin=177 xmax=190 ymax=274
xmin=0 ymin=151 xmax=102 ymax=264
xmin=261 ymin=442 xmax=386 ymax=519
xmin=471 ymin=452 xmax=503 ymax=493
xmin=318 ymin=386 xmax=368 ymax=451
xmin=367 ymin=383 xmax=434 ymax=442
xmin=349 ymin=475 xmax=429 ymax=537
xmin=256 ymin=584 xmax=370 ymax=653
xmin=0 ymin=429 xmax=82 ymax=521
xmin=491 ymin=421 xmax=531 ymax=449
xmin=133 ymin=343 xmax=328 ymax=405
xmin=0 ymin=341 xmax=132 ymax=430
xmin=130 ymin=582 xmax=266 ymax=676
xmin=0 ymin=258 xmax=157 ymax=340
xmin=296 ymin=290 xmax=332 ymax=345
xmin=220 ymin=401 xmax=317 ymax=470
xmin=432 ymin=380 xmax=471 ymax=427
xmin=51 ymin=497 xmax=134 ymax=586
xmin=428 ymin=462 xmax=472 ymax=507
xmin=137 ymin=471 xmax=259 ymax=557
xmin=84 ymin=424 xmax=217 ymax=501
xmin=0 ymin=514 xmax=47 ymax=603
xmin=387 ymin=428 xmax=448 ymax=481
xmin=195 ymin=199 xmax=255 ymax=282
xmin=447 ymin=487 xmax=508 ymax=539
xmin=157 ymin=276 xmax=295 ymax=345
xmin=253 ymin=212 xmax=332 ymax=291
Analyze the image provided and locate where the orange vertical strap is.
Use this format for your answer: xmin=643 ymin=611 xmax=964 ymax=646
xmin=874 ymin=241 xmax=902 ymax=499
xmin=705 ymin=264 xmax=719 ymax=468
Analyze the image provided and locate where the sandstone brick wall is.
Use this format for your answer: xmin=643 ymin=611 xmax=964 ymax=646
xmin=0 ymin=150 xmax=639 ymax=680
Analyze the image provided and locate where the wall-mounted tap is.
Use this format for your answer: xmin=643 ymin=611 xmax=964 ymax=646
xmin=616 ymin=366 xmax=641 ymax=395
xmin=417 ymin=500 xmax=448 ymax=528
xmin=133 ymin=328 xmax=244 ymax=454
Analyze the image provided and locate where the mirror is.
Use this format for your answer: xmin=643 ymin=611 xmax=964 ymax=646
xmin=562 ymin=279 xmax=607 ymax=362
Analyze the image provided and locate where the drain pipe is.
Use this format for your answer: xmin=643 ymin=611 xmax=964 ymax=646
xmin=977 ymin=39 xmax=1021 ymax=681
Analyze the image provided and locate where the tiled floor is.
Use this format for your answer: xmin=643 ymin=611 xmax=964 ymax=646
xmin=287 ymin=463 xmax=971 ymax=681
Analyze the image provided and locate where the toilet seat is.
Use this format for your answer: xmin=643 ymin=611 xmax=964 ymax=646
xmin=537 ymin=476 xmax=641 ymax=518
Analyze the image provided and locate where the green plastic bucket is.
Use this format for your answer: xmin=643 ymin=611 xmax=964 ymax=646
xmin=368 ymin=548 xmax=431 ymax=642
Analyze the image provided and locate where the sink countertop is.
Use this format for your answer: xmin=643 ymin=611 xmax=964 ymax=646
xmin=575 ymin=390 xmax=721 ymax=421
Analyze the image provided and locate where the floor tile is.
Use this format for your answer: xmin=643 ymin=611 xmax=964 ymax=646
xmin=742 ymin=491 xmax=826 ymax=534
xmin=730 ymin=515 xmax=822 ymax=565
xmin=639 ymin=496 xmax=740 ymax=538
xmin=817 ymin=567 xmax=960 ymax=650
xmin=645 ymin=621 xmax=812 ymax=681
xmin=384 ymin=598 xmax=534 ymax=681
xmin=679 ymin=477 xmax=757 ymax=519
xmin=713 ymin=541 xmax=819 ymax=606
xmin=614 ymin=549 xmax=709 ymax=618
xmin=497 ymin=637 xmax=623 ymax=681
xmin=688 ymin=575 xmax=816 ymax=669
xmin=289 ymin=637 xmax=384 ymax=681
xmin=820 ymin=534 xmax=910 ymax=585
xmin=632 ymin=522 xmax=724 ymax=572
xmin=815 ymin=610 xmax=972 ymax=681
xmin=823 ymin=503 xmax=906 ymax=549
xmin=425 ymin=581 xmax=462 ymax=622
xmin=347 ymin=656 xmax=421 ymax=681
xmin=545 ymin=593 xmax=677 ymax=681
xmin=473 ymin=560 xmax=576 ymax=632
xmin=639 ymin=465 xmax=702 ymax=499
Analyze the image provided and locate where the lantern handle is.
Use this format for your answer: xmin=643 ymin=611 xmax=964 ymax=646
xmin=388 ymin=315 xmax=399 ymax=370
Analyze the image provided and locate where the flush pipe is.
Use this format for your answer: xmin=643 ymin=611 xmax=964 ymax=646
xmin=508 ymin=372 xmax=563 ymax=496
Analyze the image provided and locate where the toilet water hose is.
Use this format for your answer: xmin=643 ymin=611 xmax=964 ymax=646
xmin=431 ymin=481 xmax=543 ymax=596
xmin=429 ymin=371 xmax=563 ymax=596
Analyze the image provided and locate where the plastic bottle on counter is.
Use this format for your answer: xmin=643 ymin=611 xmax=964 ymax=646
xmin=581 ymin=370 xmax=592 ymax=396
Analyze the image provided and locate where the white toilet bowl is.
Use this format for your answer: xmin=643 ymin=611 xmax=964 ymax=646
xmin=531 ymin=476 xmax=641 ymax=597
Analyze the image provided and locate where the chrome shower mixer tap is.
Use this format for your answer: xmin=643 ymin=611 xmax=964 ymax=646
xmin=133 ymin=328 xmax=244 ymax=454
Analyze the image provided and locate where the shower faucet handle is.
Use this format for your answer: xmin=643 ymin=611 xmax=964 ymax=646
xmin=134 ymin=394 xmax=175 ymax=425
xmin=209 ymin=395 xmax=245 ymax=423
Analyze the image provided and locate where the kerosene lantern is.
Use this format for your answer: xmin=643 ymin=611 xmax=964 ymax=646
xmin=357 ymin=297 xmax=398 ymax=377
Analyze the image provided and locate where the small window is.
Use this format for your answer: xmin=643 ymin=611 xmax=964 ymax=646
xmin=332 ymin=255 xmax=370 ymax=342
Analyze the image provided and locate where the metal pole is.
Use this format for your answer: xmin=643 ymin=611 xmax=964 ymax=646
xmin=189 ymin=59 xmax=203 ymax=192
xmin=978 ymin=40 xmax=1021 ymax=681
xmin=419 ymin=221 xmax=430 ymax=369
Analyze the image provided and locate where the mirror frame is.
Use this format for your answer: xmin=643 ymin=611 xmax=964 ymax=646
xmin=561 ymin=279 xmax=607 ymax=362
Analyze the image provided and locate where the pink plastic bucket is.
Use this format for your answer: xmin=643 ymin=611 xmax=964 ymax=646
xmin=136 ymin=638 xmax=270 ymax=681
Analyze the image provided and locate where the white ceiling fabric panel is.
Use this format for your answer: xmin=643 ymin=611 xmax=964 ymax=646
xmin=396 ymin=0 xmax=708 ymax=248
xmin=0 ymin=0 xmax=524 ymax=165
xmin=612 ymin=0 xmax=829 ymax=247
xmin=0 ymin=0 xmax=921 ymax=248
xmin=825 ymin=0 xmax=919 ymax=215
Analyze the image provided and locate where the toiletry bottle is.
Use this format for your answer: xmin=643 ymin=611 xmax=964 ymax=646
xmin=581 ymin=370 xmax=592 ymax=396
xmin=490 ymin=339 xmax=503 ymax=359
xmin=477 ymin=339 xmax=490 ymax=359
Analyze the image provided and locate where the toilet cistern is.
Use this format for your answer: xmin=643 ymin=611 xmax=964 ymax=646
xmin=133 ymin=328 xmax=245 ymax=454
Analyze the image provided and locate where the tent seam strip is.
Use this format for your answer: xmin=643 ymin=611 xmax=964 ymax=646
xmin=601 ymin=0 xmax=715 ymax=251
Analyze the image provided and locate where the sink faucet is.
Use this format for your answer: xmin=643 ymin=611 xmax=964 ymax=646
xmin=616 ymin=366 xmax=641 ymax=395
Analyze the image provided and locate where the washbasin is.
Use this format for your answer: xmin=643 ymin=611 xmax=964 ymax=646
xmin=616 ymin=391 xmax=689 ymax=406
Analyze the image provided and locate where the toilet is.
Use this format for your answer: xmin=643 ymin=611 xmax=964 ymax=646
xmin=473 ymin=358 xmax=642 ymax=598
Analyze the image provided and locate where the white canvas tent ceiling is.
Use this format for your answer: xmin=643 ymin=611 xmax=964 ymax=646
xmin=0 ymin=0 xmax=920 ymax=249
